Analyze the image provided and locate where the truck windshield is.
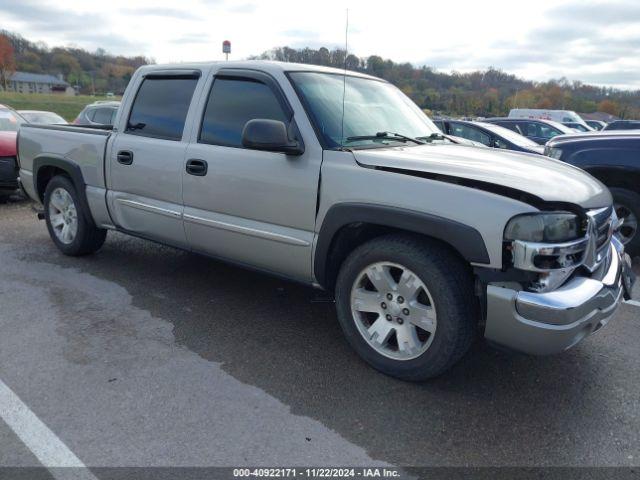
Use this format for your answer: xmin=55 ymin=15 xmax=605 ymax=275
xmin=289 ymin=72 xmax=439 ymax=149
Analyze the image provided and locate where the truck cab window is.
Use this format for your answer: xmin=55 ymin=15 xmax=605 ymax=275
xmin=93 ymin=108 xmax=113 ymax=125
xmin=126 ymin=77 xmax=198 ymax=141
xmin=199 ymin=78 xmax=288 ymax=148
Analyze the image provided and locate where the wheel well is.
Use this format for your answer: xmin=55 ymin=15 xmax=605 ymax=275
xmin=586 ymin=168 xmax=640 ymax=195
xmin=321 ymin=223 xmax=465 ymax=291
xmin=36 ymin=166 xmax=68 ymax=202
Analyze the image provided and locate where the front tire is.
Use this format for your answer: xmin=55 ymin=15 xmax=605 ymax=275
xmin=44 ymin=175 xmax=107 ymax=256
xmin=611 ymin=187 xmax=640 ymax=258
xmin=335 ymin=234 xmax=477 ymax=381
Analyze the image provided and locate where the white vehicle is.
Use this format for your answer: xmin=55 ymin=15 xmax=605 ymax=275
xmin=509 ymin=109 xmax=589 ymax=128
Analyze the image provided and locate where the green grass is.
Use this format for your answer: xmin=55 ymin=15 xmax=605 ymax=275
xmin=0 ymin=92 xmax=120 ymax=122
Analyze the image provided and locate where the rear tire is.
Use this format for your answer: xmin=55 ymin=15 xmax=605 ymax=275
xmin=611 ymin=187 xmax=640 ymax=258
xmin=44 ymin=175 xmax=107 ymax=256
xmin=334 ymin=234 xmax=477 ymax=381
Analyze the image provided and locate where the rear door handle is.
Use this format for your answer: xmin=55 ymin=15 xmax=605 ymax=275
xmin=117 ymin=150 xmax=133 ymax=165
xmin=186 ymin=159 xmax=208 ymax=176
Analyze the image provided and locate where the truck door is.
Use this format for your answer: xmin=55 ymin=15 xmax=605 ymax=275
xmin=182 ymin=69 xmax=321 ymax=282
xmin=106 ymin=71 xmax=200 ymax=248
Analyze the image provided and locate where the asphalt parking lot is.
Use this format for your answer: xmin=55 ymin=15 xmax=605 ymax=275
xmin=0 ymin=196 xmax=639 ymax=476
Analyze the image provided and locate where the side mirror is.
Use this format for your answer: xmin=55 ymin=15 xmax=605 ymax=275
xmin=241 ymin=119 xmax=304 ymax=155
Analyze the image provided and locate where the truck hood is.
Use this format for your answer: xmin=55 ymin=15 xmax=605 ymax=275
xmin=0 ymin=131 xmax=17 ymax=157
xmin=352 ymin=144 xmax=611 ymax=209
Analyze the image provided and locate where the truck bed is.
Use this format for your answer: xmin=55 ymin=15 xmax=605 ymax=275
xmin=18 ymin=123 xmax=112 ymax=203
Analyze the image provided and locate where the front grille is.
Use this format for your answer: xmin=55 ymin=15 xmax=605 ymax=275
xmin=590 ymin=206 xmax=614 ymax=251
xmin=583 ymin=206 xmax=615 ymax=272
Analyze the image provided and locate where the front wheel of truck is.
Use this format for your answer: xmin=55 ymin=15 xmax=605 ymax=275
xmin=335 ymin=234 xmax=477 ymax=381
xmin=44 ymin=175 xmax=107 ymax=256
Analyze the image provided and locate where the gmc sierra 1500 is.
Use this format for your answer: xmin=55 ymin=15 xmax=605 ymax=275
xmin=17 ymin=61 xmax=635 ymax=380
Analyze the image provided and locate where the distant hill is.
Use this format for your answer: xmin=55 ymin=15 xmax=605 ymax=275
xmin=2 ymin=31 xmax=638 ymax=119
xmin=251 ymin=46 xmax=640 ymax=119
xmin=1 ymin=31 xmax=152 ymax=95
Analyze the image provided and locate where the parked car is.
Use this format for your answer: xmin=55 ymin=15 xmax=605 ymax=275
xmin=483 ymin=117 xmax=575 ymax=145
xmin=17 ymin=61 xmax=634 ymax=380
xmin=585 ymin=120 xmax=607 ymax=131
xmin=73 ymin=101 xmax=120 ymax=126
xmin=18 ymin=110 xmax=67 ymax=125
xmin=545 ymin=131 xmax=640 ymax=256
xmin=508 ymin=108 xmax=590 ymax=129
xmin=562 ymin=121 xmax=595 ymax=133
xmin=0 ymin=104 xmax=25 ymax=196
xmin=439 ymin=119 xmax=544 ymax=154
xmin=603 ymin=120 xmax=640 ymax=131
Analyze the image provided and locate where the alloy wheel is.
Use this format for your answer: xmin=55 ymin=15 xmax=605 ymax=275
xmin=48 ymin=187 xmax=78 ymax=245
xmin=615 ymin=203 xmax=638 ymax=245
xmin=350 ymin=262 xmax=437 ymax=361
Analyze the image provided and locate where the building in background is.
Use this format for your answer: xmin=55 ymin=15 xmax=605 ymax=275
xmin=3 ymin=72 xmax=75 ymax=95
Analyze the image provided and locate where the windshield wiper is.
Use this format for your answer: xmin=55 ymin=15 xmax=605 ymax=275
xmin=416 ymin=133 xmax=448 ymax=142
xmin=345 ymin=131 xmax=425 ymax=145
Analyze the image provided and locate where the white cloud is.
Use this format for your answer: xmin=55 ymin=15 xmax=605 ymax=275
xmin=1 ymin=0 xmax=639 ymax=89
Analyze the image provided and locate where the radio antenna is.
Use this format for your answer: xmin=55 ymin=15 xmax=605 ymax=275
xmin=339 ymin=8 xmax=349 ymax=149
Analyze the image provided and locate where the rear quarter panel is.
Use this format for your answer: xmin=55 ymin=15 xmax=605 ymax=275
xmin=18 ymin=124 xmax=110 ymax=202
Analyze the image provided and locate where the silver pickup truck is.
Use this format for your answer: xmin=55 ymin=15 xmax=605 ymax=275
xmin=17 ymin=61 xmax=635 ymax=380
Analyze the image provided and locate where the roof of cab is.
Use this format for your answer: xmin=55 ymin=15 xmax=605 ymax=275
xmin=137 ymin=60 xmax=384 ymax=82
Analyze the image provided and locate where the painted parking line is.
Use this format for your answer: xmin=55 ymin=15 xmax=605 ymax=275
xmin=624 ymin=299 xmax=640 ymax=308
xmin=0 ymin=378 xmax=98 ymax=480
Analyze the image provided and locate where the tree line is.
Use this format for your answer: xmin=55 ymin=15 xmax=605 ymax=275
xmin=0 ymin=31 xmax=152 ymax=95
xmin=251 ymin=46 xmax=640 ymax=119
xmin=1 ymin=32 xmax=638 ymax=119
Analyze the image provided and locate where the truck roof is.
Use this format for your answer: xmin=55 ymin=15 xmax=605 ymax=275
xmin=138 ymin=60 xmax=384 ymax=82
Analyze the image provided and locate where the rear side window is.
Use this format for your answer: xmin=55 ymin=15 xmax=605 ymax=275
xmin=93 ymin=108 xmax=114 ymax=125
xmin=127 ymin=77 xmax=198 ymax=141
xmin=199 ymin=78 xmax=288 ymax=147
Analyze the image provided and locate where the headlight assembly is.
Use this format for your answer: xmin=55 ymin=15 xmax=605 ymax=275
xmin=545 ymin=146 xmax=563 ymax=160
xmin=505 ymin=212 xmax=588 ymax=292
xmin=504 ymin=212 xmax=582 ymax=243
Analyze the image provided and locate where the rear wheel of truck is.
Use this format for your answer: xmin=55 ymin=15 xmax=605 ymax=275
xmin=334 ymin=234 xmax=477 ymax=381
xmin=611 ymin=187 xmax=640 ymax=258
xmin=44 ymin=175 xmax=107 ymax=256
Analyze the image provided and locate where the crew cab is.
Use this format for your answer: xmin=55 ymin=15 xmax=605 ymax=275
xmin=17 ymin=62 xmax=635 ymax=380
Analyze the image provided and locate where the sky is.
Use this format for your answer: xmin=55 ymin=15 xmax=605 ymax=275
xmin=1 ymin=0 xmax=639 ymax=89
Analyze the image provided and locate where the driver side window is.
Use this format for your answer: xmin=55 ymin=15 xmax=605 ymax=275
xmin=450 ymin=123 xmax=491 ymax=146
xmin=494 ymin=138 xmax=509 ymax=149
xmin=199 ymin=78 xmax=288 ymax=148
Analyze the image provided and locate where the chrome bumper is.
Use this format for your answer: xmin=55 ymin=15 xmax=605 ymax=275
xmin=484 ymin=239 xmax=632 ymax=355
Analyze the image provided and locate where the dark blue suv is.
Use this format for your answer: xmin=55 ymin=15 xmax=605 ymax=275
xmin=545 ymin=131 xmax=640 ymax=256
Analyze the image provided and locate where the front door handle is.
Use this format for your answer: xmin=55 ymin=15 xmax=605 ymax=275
xmin=186 ymin=159 xmax=208 ymax=176
xmin=117 ymin=150 xmax=133 ymax=165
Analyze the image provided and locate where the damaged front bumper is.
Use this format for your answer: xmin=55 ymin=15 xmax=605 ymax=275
xmin=484 ymin=238 xmax=635 ymax=355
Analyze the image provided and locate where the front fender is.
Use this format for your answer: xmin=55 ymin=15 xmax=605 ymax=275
xmin=313 ymin=202 xmax=490 ymax=287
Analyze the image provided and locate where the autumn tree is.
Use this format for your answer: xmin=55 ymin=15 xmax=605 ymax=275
xmin=0 ymin=34 xmax=16 ymax=90
xmin=51 ymin=51 xmax=81 ymax=78
xmin=597 ymin=99 xmax=618 ymax=115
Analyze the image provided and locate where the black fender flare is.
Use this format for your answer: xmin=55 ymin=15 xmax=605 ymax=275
xmin=32 ymin=156 xmax=95 ymax=227
xmin=314 ymin=203 xmax=490 ymax=287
